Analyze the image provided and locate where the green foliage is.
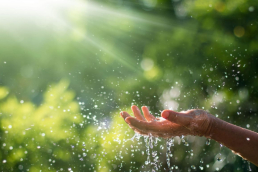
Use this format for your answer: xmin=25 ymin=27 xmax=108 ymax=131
xmin=0 ymin=81 xmax=83 ymax=171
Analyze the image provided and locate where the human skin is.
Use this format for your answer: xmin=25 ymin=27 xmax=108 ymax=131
xmin=120 ymin=105 xmax=258 ymax=166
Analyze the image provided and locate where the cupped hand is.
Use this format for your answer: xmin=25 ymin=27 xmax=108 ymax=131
xmin=120 ymin=105 xmax=213 ymax=138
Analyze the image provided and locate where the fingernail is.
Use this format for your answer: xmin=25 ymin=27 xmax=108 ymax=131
xmin=120 ymin=112 xmax=125 ymax=118
xmin=162 ymin=111 xmax=169 ymax=119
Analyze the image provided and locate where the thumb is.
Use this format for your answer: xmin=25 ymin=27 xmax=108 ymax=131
xmin=161 ymin=110 xmax=191 ymax=126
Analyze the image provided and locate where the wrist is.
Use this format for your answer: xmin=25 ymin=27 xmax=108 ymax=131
xmin=205 ymin=114 xmax=225 ymax=139
xmin=189 ymin=110 xmax=217 ymax=137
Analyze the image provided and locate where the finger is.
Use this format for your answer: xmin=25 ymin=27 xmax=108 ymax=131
xmin=125 ymin=117 xmax=159 ymax=132
xmin=125 ymin=117 xmax=150 ymax=134
xmin=142 ymin=106 xmax=156 ymax=121
xmin=121 ymin=115 xmax=149 ymax=135
xmin=120 ymin=111 xmax=131 ymax=120
xmin=161 ymin=110 xmax=191 ymax=126
xmin=128 ymin=124 xmax=149 ymax=136
xmin=131 ymin=105 xmax=146 ymax=121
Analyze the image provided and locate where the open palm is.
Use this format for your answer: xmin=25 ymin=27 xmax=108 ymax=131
xmin=120 ymin=105 xmax=212 ymax=138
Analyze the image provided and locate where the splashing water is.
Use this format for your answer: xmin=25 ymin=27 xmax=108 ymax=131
xmin=166 ymin=138 xmax=174 ymax=172
xmin=125 ymin=133 xmax=253 ymax=172
xmin=150 ymin=136 xmax=161 ymax=171
xmin=133 ymin=134 xmax=162 ymax=171
xmin=144 ymin=133 xmax=162 ymax=171
xmin=144 ymin=136 xmax=151 ymax=165
xmin=126 ymin=133 xmax=142 ymax=142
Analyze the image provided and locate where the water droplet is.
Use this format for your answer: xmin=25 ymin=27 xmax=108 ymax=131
xmin=184 ymin=142 xmax=189 ymax=146
xmin=248 ymin=161 xmax=252 ymax=171
xmin=152 ymin=151 xmax=157 ymax=157
xmin=191 ymin=165 xmax=196 ymax=169
xmin=149 ymin=134 xmax=153 ymax=149
xmin=154 ymin=137 xmax=159 ymax=147
xmin=206 ymin=139 xmax=211 ymax=145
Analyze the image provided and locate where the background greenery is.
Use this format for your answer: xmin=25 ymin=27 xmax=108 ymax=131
xmin=0 ymin=0 xmax=257 ymax=171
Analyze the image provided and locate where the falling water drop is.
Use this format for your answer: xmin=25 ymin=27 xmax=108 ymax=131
xmin=154 ymin=137 xmax=159 ymax=147
xmin=149 ymin=133 xmax=153 ymax=149
xmin=248 ymin=161 xmax=252 ymax=171
xmin=206 ymin=139 xmax=211 ymax=145
xmin=184 ymin=141 xmax=189 ymax=146
xmin=191 ymin=165 xmax=196 ymax=169
xmin=181 ymin=135 xmax=185 ymax=143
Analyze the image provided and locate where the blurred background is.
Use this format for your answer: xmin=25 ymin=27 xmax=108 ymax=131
xmin=0 ymin=0 xmax=257 ymax=171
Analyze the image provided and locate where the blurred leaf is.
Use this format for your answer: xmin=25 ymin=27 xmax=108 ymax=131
xmin=0 ymin=87 xmax=9 ymax=100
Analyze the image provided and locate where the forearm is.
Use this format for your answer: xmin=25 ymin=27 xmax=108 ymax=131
xmin=208 ymin=116 xmax=258 ymax=166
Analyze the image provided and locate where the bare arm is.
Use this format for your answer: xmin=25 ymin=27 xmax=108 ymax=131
xmin=208 ymin=116 xmax=258 ymax=166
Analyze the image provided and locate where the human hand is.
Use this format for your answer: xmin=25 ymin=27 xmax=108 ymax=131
xmin=120 ymin=105 xmax=213 ymax=138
